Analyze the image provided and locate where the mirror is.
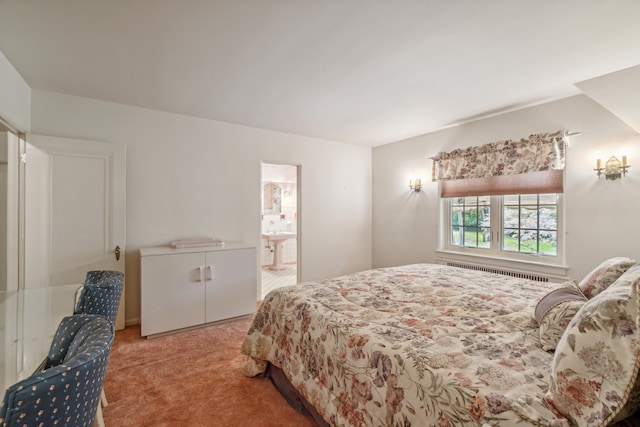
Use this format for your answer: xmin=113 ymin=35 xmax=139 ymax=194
xmin=263 ymin=182 xmax=281 ymax=214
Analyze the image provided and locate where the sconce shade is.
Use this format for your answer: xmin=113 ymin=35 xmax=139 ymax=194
xmin=594 ymin=155 xmax=630 ymax=180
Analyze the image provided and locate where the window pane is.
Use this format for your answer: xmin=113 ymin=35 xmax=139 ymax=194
xmin=503 ymin=229 xmax=518 ymax=252
xmin=519 ymin=230 xmax=538 ymax=253
xmin=465 ymin=207 xmax=478 ymax=226
xmin=540 ymin=231 xmax=557 ymax=255
xmin=539 ymin=194 xmax=557 ymax=204
xmin=451 ymin=225 xmax=462 ymax=245
xmin=520 ymin=206 xmax=538 ymax=229
xmin=463 ymin=227 xmax=479 ymax=247
xmin=464 ymin=196 xmax=477 ymax=205
xmin=504 ymin=195 xmax=519 ymax=205
xmin=452 ymin=206 xmax=463 ymax=227
xmin=539 ymin=206 xmax=557 ymax=230
xmin=479 ymin=206 xmax=490 ymax=227
xmin=520 ymin=194 xmax=538 ymax=205
xmin=503 ymin=206 xmax=519 ymax=228
xmin=478 ymin=227 xmax=491 ymax=248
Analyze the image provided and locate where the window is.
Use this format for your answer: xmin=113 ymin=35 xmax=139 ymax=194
xmin=432 ymin=130 xmax=569 ymax=268
xmin=443 ymin=193 xmax=562 ymax=262
xmin=502 ymin=194 xmax=557 ymax=255
xmin=451 ymin=196 xmax=491 ymax=249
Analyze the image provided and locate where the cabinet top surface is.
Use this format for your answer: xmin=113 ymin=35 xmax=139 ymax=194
xmin=140 ymin=243 xmax=256 ymax=257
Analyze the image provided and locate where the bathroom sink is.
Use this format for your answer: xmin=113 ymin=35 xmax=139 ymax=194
xmin=262 ymin=232 xmax=296 ymax=271
xmin=261 ymin=232 xmax=296 ymax=241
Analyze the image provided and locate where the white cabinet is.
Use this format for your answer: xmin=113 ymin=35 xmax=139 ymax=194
xmin=140 ymin=244 xmax=256 ymax=337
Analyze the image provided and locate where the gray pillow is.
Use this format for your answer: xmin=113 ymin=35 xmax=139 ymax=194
xmin=535 ymin=282 xmax=587 ymax=351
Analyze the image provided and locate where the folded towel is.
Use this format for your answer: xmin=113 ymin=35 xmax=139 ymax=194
xmin=170 ymin=238 xmax=225 ymax=248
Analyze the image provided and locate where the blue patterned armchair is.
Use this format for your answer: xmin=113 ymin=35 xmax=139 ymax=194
xmin=74 ymin=270 xmax=124 ymax=416
xmin=75 ymin=270 xmax=125 ymax=324
xmin=0 ymin=314 xmax=114 ymax=427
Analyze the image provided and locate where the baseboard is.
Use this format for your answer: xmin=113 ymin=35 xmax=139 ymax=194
xmin=124 ymin=317 xmax=140 ymax=327
xmin=143 ymin=314 xmax=253 ymax=339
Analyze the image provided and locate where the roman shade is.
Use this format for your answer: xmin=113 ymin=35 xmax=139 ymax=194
xmin=432 ymin=130 xmax=568 ymax=198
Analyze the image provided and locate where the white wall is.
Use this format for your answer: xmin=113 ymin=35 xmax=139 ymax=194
xmin=0 ymin=50 xmax=30 ymax=132
xmin=373 ymin=94 xmax=640 ymax=282
xmin=31 ymin=90 xmax=372 ymax=324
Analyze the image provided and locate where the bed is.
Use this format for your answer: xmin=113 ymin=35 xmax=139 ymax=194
xmin=241 ymin=261 xmax=640 ymax=426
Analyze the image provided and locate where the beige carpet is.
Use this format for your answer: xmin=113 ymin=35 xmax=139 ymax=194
xmin=102 ymin=317 xmax=317 ymax=427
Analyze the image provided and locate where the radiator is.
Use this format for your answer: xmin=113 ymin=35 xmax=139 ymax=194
xmin=443 ymin=261 xmax=551 ymax=282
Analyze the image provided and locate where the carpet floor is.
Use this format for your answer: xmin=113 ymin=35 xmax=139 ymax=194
xmin=102 ymin=317 xmax=317 ymax=427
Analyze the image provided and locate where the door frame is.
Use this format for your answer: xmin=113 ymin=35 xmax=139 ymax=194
xmin=259 ymin=162 xmax=301 ymax=297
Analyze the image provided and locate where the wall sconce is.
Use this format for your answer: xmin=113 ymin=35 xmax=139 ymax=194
xmin=409 ymin=178 xmax=422 ymax=192
xmin=594 ymin=155 xmax=630 ymax=180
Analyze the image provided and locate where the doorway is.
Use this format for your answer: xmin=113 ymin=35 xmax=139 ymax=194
xmin=260 ymin=163 xmax=298 ymax=299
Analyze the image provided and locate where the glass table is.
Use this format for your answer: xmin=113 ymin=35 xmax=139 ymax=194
xmin=0 ymin=284 xmax=79 ymax=391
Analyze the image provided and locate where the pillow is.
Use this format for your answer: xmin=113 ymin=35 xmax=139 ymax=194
xmin=534 ymin=282 xmax=587 ymax=351
xmin=578 ymin=257 xmax=636 ymax=299
xmin=545 ymin=264 xmax=640 ymax=426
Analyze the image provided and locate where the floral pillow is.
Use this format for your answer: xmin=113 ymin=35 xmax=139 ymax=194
xmin=534 ymin=282 xmax=586 ymax=351
xmin=578 ymin=257 xmax=636 ymax=299
xmin=545 ymin=264 xmax=640 ymax=426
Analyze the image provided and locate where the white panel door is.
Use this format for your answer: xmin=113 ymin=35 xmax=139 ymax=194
xmin=24 ymin=135 xmax=126 ymax=329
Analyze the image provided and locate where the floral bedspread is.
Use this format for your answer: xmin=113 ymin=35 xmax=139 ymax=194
xmin=241 ymin=264 xmax=570 ymax=426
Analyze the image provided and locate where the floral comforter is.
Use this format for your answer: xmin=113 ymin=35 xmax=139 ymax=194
xmin=241 ymin=264 xmax=570 ymax=426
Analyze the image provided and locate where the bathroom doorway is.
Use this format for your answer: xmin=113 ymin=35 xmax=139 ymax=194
xmin=260 ymin=162 xmax=299 ymax=299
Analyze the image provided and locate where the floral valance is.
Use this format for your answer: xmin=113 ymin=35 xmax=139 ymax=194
xmin=431 ymin=130 xmax=568 ymax=182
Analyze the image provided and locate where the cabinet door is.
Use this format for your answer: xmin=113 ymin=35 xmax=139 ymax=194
xmin=141 ymin=252 xmax=206 ymax=336
xmin=205 ymin=248 xmax=257 ymax=323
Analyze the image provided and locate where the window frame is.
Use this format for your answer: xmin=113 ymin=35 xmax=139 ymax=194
xmin=440 ymin=193 xmax=566 ymax=268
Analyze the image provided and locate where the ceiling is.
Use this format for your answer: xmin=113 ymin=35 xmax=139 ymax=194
xmin=1 ymin=1 xmax=640 ymax=147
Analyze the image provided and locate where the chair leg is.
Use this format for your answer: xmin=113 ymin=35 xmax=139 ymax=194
xmin=94 ymin=398 xmax=106 ymax=427
xmin=101 ymin=388 xmax=108 ymax=408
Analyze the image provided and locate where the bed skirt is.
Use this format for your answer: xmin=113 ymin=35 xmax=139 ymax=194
xmin=262 ymin=363 xmax=329 ymax=427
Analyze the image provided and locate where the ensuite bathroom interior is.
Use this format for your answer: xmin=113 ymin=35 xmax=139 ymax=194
xmin=261 ymin=163 xmax=298 ymax=298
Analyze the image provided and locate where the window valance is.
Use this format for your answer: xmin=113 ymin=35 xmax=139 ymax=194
xmin=432 ymin=130 xmax=569 ymax=197
xmin=431 ymin=130 xmax=567 ymax=181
